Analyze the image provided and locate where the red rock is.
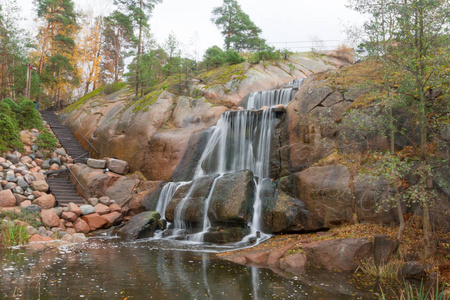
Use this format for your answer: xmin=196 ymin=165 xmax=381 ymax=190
xmin=35 ymin=158 xmax=43 ymax=166
xmin=20 ymin=156 xmax=33 ymax=164
xmin=20 ymin=200 xmax=32 ymax=208
xmin=109 ymin=203 xmax=121 ymax=213
xmin=0 ymin=166 xmax=3 ymax=172
xmin=30 ymin=172 xmax=45 ymax=182
xmin=302 ymin=238 xmax=374 ymax=271
xmin=35 ymin=194 xmax=56 ymax=209
xmin=40 ymin=209 xmax=60 ymax=227
xmin=30 ymin=180 xmax=49 ymax=192
xmin=59 ymin=219 xmax=66 ymax=230
xmin=279 ymin=253 xmax=307 ymax=275
xmin=94 ymin=203 xmax=110 ymax=215
xmin=66 ymin=228 xmax=76 ymax=234
xmin=65 ymin=222 xmax=74 ymax=228
xmin=0 ymin=190 xmax=16 ymax=207
xmin=29 ymin=234 xmax=53 ymax=242
xmin=73 ymin=218 xmax=90 ymax=234
xmin=81 ymin=213 xmax=108 ymax=231
xmin=68 ymin=202 xmax=82 ymax=217
xmin=61 ymin=211 xmax=78 ymax=222
xmin=101 ymin=212 xmax=123 ymax=228
xmin=32 ymin=191 xmax=41 ymax=198
xmin=49 ymin=164 xmax=59 ymax=171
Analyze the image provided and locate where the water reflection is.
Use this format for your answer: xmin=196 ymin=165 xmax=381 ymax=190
xmin=0 ymin=238 xmax=375 ymax=299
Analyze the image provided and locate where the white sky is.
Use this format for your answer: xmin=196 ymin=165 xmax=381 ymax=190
xmin=18 ymin=0 xmax=365 ymax=60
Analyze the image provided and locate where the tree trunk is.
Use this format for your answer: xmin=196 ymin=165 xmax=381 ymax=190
xmin=135 ymin=0 xmax=143 ymax=100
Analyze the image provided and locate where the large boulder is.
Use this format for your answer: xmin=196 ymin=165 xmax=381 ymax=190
xmin=74 ymin=218 xmax=90 ymax=234
xmin=117 ymin=211 xmax=164 ymax=240
xmin=264 ymin=188 xmax=322 ymax=233
xmin=104 ymin=177 xmax=140 ymax=207
xmin=30 ymin=180 xmax=49 ymax=192
xmin=303 ymin=238 xmax=374 ymax=271
xmin=107 ymin=158 xmax=129 ymax=175
xmin=293 ymin=165 xmax=355 ymax=227
xmin=0 ymin=189 xmax=16 ymax=207
xmin=165 ymin=174 xmax=219 ymax=224
xmin=208 ymin=170 xmax=255 ymax=226
xmin=101 ymin=212 xmax=123 ymax=228
xmin=40 ymin=209 xmax=60 ymax=227
xmin=70 ymin=164 xmax=118 ymax=199
xmin=81 ymin=213 xmax=108 ymax=231
xmin=34 ymin=193 xmax=56 ymax=209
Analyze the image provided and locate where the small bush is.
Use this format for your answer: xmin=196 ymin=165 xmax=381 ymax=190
xmin=35 ymin=130 xmax=58 ymax=150
xmin=328 ymin=45 xmax=354 ymax=64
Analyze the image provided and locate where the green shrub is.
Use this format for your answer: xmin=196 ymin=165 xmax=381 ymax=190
xmin=0 ymin=101 xmax=23 ymax=153
xmin=16 ymin=96 xmax=44 ymax=130
xmin=35 ymin=130 xmax=58 ymax=150
xmin=225 ymin=50 xmax=245 ymax=65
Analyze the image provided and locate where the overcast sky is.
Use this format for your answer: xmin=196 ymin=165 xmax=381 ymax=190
xmin=18 ymin=0 xmax=365 ymax=60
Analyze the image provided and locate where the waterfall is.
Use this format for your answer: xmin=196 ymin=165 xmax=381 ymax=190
xmin=154 ymin=79 xmax=302 ymax=244
xmin=246 ymin=88 xmax=297 ymax=110
xmin=155 ymin=182 xmax=187 ymax=220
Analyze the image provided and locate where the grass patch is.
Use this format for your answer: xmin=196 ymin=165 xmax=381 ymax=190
xmin=199 ymin=63 xmax=248 ymax=86
xmin=0 ymin=209 xmax=42 ymax=228
xmin=1 ymin=222 xmax=30 ymax=247
xmin=132 ymin=90 xmax=163 ymax=113
xmin=64 ymin=86 xmax=105 ymax=113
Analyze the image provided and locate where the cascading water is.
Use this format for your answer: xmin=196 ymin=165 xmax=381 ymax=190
xmin=153 ymin=78 xmax=304 ymax=244
xmin=246 ymin=87 xmax=297 ymax=110
xmin=155 ymin=182 xmax=187 ymax=220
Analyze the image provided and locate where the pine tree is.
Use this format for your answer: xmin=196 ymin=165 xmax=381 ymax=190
xmin=35 ymin=0 xmax=79 ymax=108
xmin=212 ymin=0 xmax=265 ymax=51
xmin=101 ymin=10 xmax=134 ymax=84
xmin=114 ymin=0 xmax=162 ymax=99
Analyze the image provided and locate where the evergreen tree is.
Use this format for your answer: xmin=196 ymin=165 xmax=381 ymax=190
xmin=212 ymin=0 xmax=265 ymax=51
xmin=101 ymin=10 xmax=135 ymax=84
xmin=0 ymin=0 xmax=36 ymax=100
xmin=35 ymin=0 xmax=79 ymax=107
xmin=114 ymin=0 xmax=162 ymax=99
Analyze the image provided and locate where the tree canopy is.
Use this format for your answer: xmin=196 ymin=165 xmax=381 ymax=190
xmin=212 ymin=0 xmax=265 ymax=51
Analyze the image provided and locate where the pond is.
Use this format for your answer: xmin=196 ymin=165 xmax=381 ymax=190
xmin=0 ymin=237 xmax=377 ymax=299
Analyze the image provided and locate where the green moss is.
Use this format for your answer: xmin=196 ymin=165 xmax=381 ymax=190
xmin=64 ymin=86 xmax=105 ymax=113
xmin=199 ymin=63 xmax=248 ymax=86
xmin=103 ymin=82 xmax=128 ymax=95
xmin=132 ymin=90 xmax=163 ymax=113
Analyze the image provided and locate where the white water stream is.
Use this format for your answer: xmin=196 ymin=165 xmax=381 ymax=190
xmin=153 ymin=83 xmax=303 ymax=244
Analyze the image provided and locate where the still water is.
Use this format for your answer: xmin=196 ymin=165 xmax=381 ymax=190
xmin=0 ymin=237 xmax=376 ymax=299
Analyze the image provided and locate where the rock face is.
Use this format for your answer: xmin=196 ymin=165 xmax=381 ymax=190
xmin=117 ymin=211 xmax=164 ymax=240
xmin=62 ymin=55 xmax=341 ymax=181
xmin=293 ymin=165 xmax=354 ymax=227
xmin=303 ymin=238 xmax=374 ymax=271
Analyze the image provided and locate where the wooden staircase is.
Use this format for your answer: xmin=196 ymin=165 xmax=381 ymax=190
xmin=40 ymin=109 xmax=86 ymax=206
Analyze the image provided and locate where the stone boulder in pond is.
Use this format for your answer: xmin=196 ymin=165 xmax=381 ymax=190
xmin=117 ymin=211 xmax=164 ymax=240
